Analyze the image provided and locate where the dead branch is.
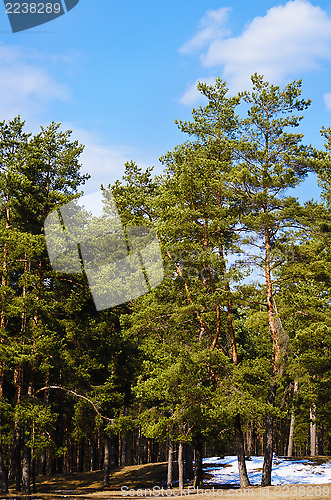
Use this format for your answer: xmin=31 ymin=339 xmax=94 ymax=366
xmin=36 ymin=385 xmax=114 ymax=424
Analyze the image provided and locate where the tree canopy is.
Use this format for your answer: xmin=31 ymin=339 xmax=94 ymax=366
xmin=1 ymin=77 xmax=331 ymax=493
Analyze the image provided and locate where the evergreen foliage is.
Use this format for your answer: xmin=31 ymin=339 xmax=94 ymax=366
xmin=1 ymin=75 xmax=331 ymax=492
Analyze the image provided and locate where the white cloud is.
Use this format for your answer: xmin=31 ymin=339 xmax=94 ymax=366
xmin=63 ymin=126 xmax=159 ymax=194
xmin=323 ymin=93 xmax=331 ymax=111
xmin=179 ymin=77 xmax=217 ymax=106
xmin=0 ymin=44 xmax=157 ymax=190
xmin=179 ymin=8 xmax=231 ymax=54
xmin=0 ymin=43 xmax=69 ymax=119
xmin=180 ymin=0 xmax=331 ymax=98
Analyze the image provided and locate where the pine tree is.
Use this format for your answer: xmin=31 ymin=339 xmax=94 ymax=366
xmin=229 ymin=74 xmax=315 ymax=485
xmin=114 ymin=82 xmax=253 ymax=486
xmin=0 ymin=117 xmax=89 ymax=492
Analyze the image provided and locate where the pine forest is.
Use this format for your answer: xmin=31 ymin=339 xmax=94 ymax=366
xmin=0 ymin=75 xmax=331 ymax=494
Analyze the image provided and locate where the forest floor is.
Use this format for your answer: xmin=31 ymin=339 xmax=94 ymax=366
xmin=2 ymin=461 xmax=330 ymax=500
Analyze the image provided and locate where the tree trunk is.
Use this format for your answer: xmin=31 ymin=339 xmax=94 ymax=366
xmin=318 ymin=423 xmax=324 ymax=456
xmin=235 ymin=414 xmax=250 ymax=487
xmin=184 ymin=444 xmax=194 ymax=482
xmin=261 ymin=383 xmax=276 ymax=487
xmin=110 ymin=435 xmax=119 ymax=469
xmin=193 ymin=435 xmax=203 ymax=488
xmin=136 ymin=426 xmax=142 ymax=465
xmin=10 ymin=365 xmax=23 ymax=490
xmin=178 ymin=441 xmax=184 ymax=490
xmin=88 ymin=439 xmax=94 ymax=471
xmin=57 ymin=394 xmax=65 ymax=473
xmin=261 ymin=228 xmax=282 ymax=487
xmin=39 ymin=372 xmax=50 ymax=475
xmin=103 ymin=435 xmax=110 ymax=487
xmin=0 ymin=366 xmax=3 ymax=400
xmin=22 ymin=444 xmax=31 ymax=495
xmin=226 ymin=290 xmax=250 ymax=487
xmin=287 ymin=380 xmax=299 ymax=457
xmin=0 ymin=451 xmax=8 ymax=494
xmin=31 ymin=455 xmax=36 ymax=493
xmin=147 ymin=439 xmax=152 ymax=463
xmin=78 ymin=439 xmax=85 ymax=472
xmin=246 ymin=421 xmax=255 ymax=456
xmin=310 ymin=404 xmax=317 ymax=457
xmin=10 ymin=426 xmax=21 ymax=491
xmin=287 ymin=413 xmax=295 ymax=457
xmin=143 ymin=439 xmax=148 ymax=464
xmin=167 ymin=441 xmax=173 ymax=488
xmin=120 ymin=435 xmax=127 ymax=466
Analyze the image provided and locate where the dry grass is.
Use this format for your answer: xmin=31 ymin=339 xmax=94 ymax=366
xmin=3 ymin=460 xmax=330 ymax=500
xmin=3 ymin=462 xmax=168 ymax=497
xmin=35 ymin=462 xmax=168 ymax=493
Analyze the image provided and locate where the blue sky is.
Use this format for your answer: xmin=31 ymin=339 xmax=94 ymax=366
xmin=0 ymin=0 xmax=331 ymax=198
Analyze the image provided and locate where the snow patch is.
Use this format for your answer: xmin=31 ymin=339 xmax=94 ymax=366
xmin=203 ymin=456 xmax=331 ymax=486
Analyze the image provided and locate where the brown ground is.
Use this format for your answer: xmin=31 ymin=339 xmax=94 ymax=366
xmin=36 ymin=462 xmax=168 ymax=493
xmin=1 ymin=461 xmax=330 ymax=500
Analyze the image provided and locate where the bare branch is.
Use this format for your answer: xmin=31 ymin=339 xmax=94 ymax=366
xmin=36 ymin=385 xmax=114 ymax=424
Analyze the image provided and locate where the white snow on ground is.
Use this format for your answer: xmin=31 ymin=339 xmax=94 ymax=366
xmin=203 ymin=456 xmax=331 ymax=486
